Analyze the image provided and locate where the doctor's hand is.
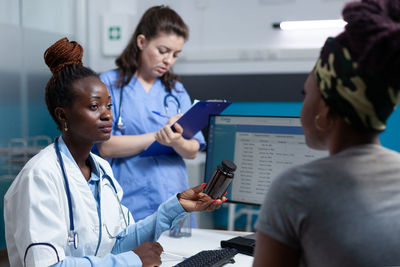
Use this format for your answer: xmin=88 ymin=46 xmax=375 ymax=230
xmin=133 ymin=241 xmax=163 ymax=267
xmin=177 ymin=183 xmax=227 ymax=212
xmin=155 ymin=114 xmax=184 ymax=147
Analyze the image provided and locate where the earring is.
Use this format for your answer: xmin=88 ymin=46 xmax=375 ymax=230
xmin=314 ymin=114 xmax=332 ymax=132
xmin=64 ymin=122 xmax=68 ymax=132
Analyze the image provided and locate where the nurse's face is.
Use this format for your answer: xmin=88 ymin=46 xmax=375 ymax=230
xmin=65 ymin=76 xmax=113 ymax=143
xmin=300 ymin=72 xmax=329 ymax=150
xmin=137 ymin=32 xmax=185 ymax=78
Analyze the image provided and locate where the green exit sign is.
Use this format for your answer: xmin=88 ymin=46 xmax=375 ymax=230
xmin=108 ymin=26 xmax=121 ymax=40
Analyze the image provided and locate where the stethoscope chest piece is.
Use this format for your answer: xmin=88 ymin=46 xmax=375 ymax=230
xmin=74 ymin=232 xmax=78 ymax=249
xmin=68 ymin=230 xmax=78 ymax=250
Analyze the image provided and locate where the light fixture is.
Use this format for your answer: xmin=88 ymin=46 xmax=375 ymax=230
xmin=273 ymin=19 xmax=347 ymax=30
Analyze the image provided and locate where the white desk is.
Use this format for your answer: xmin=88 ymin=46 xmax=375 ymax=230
xmin=159 ymin=228 xmax=254 ymax=266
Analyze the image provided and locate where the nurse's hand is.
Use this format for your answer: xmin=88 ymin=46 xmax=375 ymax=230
xmin=133 ymin=241 xmax=163 ymax=267
xmin=177 ymin=183 xmax=227 ymax=212
xmin=155 ymin=114 xmax=184 ymax=147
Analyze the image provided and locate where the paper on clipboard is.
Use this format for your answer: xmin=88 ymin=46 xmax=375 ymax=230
xmin=140 ymin=100 xmax=231 ymax=157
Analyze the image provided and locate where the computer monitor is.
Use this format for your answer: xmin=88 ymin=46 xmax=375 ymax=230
xmin=204 ymin=115 xmax=328 ymax=206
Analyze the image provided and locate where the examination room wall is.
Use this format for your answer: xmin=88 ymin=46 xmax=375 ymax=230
xmin=87 ymin=0 xmax=348 ymax=73
xmin=0 ymin=1 xmax=76 ymax=175
xmin=0 ymin=0 xmax=76 ymax=252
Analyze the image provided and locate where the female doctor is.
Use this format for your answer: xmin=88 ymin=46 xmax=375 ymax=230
xmin=4 ymin=38 xmax=224 ymax=267
xmin=95 ymin=5 xmax=206 ymax=223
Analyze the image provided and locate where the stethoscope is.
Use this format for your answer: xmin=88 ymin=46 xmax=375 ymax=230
xmin=116 ymin=85 xmax=181 ymax=129
xmin=54 ymin=137 xmax=130 ymax=250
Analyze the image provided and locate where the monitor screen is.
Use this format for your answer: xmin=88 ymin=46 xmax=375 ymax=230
xmin=204 ymin=115 xmax=328 ymax=206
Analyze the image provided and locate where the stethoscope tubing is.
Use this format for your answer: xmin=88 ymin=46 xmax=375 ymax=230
xmin=163 ymin=93 xmax=181 ymax=115
xmin=116 ymin=83 xmax=181 ymax=130
xmin=55 ymin=137 xmax=122 ymax=250
xmin=55 ymin=137 xmax=75 ymax=233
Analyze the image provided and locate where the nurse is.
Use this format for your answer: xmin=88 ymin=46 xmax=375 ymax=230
xmin=4 ymin=37 xmax=224 ymax=267
xmin=96 ymin=5 xmax=206 ymax=222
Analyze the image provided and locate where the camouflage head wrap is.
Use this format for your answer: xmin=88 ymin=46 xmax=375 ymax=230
xmin=314 ymin=37 xmax=400 ymax=132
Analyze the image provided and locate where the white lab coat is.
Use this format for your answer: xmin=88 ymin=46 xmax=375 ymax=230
xmin=4 ymin=143 xmax=134 ymax=267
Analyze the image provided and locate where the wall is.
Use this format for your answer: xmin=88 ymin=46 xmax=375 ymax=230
xmin=84 ymin=0 xmax=349 ymax=74
xmin=0 ymin=0 xmax=76 ymax=250
xmin=0 ymin=0 xmax=75 ymax=148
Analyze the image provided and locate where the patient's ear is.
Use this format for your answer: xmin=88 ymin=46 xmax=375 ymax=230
xmin=316 ymin=94 xmax=333 ymax=122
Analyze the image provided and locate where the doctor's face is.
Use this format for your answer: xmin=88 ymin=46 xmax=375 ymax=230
xmin=137 ymin=32 xmax=185 ymax=79
xmin=65 ymin=76 xmax=113 ymax=143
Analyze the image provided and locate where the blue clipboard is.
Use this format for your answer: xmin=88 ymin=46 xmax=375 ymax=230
xmin=140 ymin=100 xmax=231 ymax=157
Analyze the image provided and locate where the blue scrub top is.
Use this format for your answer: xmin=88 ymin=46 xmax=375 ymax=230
xmin=99 ymin=69 xmax=205 ymax=221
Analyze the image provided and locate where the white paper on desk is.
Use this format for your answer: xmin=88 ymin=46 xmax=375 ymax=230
xmin=160 ymin=252 xmax=182 ymax=264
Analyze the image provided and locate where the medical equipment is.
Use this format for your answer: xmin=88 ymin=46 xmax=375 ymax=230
xmin=164 ymin=93 xmax=181 ymax=115
xmin=54 ymin=137 xmax=130 ymax=249
xmin=116 ymin=86 xmax=181 ymax=129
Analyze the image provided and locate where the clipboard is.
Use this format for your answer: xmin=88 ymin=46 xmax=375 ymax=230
xmin=140 ymin=100 xmax=231 ymax=157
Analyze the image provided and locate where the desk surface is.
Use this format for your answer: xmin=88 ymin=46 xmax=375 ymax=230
xmin=158 ymin=228 xmax=254 ymax=266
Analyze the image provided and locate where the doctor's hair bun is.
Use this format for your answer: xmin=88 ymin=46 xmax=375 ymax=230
xmin=44 ymin=37 xmax=98 ymax=131
xmin=338 ymin=0 xmax=400 ymax=87
xmin=44 ymin=37 xmax=83 ymax=74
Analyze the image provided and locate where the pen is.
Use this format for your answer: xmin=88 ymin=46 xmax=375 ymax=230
xmin=152 ymin=111 xmax=170 ymax=118
xmin=162 ymin=251 xmax=187 ymax=259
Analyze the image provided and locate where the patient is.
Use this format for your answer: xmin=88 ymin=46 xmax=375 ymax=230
xmin=253 ymin=0 xmax=400 ymax=266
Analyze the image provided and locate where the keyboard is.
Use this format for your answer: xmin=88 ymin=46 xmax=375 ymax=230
xmin=173 ymin=248 xmax=238 ymax=267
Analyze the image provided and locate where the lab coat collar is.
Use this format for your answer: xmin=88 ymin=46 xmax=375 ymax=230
xmin=57 ymin=136 xmax=101 ymax=179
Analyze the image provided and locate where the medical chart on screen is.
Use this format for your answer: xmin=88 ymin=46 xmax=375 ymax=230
xmin=231 ymin=129 xmax=327 ymax=205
